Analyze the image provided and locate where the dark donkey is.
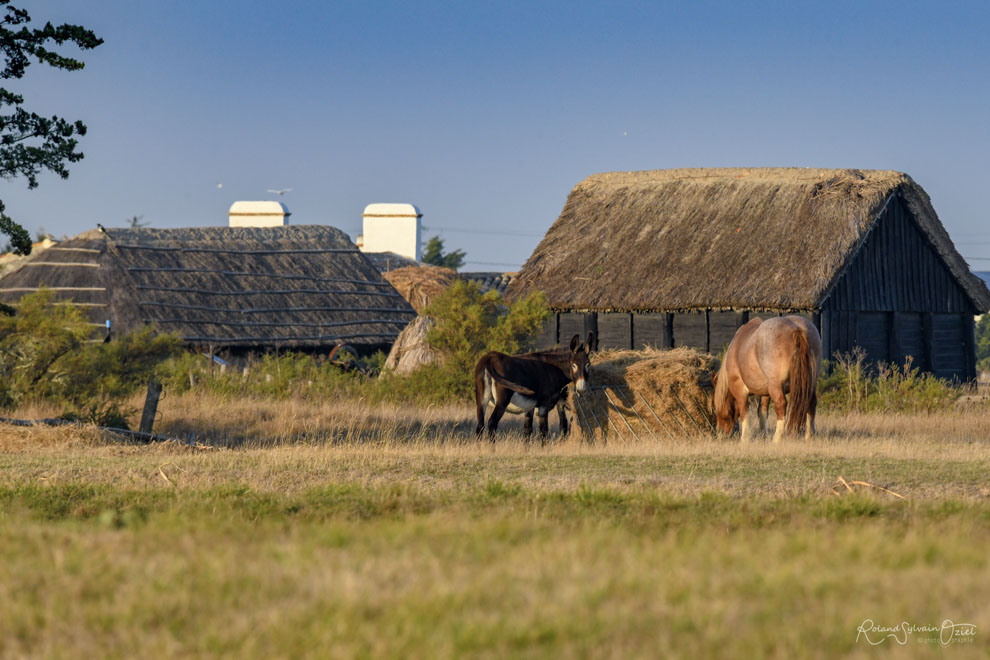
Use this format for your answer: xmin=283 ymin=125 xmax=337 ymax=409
xmin=474 ymin=333 xmax=595 ymax=441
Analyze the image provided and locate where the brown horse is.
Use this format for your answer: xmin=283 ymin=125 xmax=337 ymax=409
xmin=474 ymin=333 xmax=594 ymax=442
xmin=713 ymin=316 xmax=822 ymax=442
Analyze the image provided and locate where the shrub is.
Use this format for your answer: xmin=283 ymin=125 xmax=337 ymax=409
xmin=0 ymin=290 xmax=181 ymax=412
xmin=817 ymin=348 xmax=961 ymax=414
xmin=976 ymin=314 xmax=990 ymax=373
xmin=372 ymin=281 xmax=550 ymax=403
xmin=157 ymin=349 xmax=375 ymax=402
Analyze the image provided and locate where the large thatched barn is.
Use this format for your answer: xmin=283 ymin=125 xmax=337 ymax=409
xmin=509 ymin=168 xmax=990 ymax=381
xmin=0 ymin=225 xmax=416 ymax=353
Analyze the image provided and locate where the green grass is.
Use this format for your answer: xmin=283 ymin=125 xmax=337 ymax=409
xmin=1 ymin=481 xmax=988 ymax=658
xmin=1 ymin=412 xmax=989 ymax=658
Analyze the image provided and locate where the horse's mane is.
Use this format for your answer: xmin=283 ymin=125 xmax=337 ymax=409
xmin=713 ymin=362 xmax=731 ymax=416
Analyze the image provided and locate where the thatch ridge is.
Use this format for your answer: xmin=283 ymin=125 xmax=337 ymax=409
xmin=0 ymin=225 xmax=415 ymax=349
xmin=508 ymin=167 xmax=990 ymax=312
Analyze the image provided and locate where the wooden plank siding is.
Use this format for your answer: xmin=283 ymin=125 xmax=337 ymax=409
xmin=633 ymin=313 xmax=667 ymax=349
xmin=708 ymin=311 xmax=745 ymax=355
xmin=823 ymin=195 xmax=973 ymax=314
xmin=597 ymin=312 xmax=632 ymax=350
xmin=558 ymin=312 xmax=585 ymax=348
xmin=673 ymin=312 xmax=707 ymax=350
xmin=821 ymin=194 xmax=977 ymax=379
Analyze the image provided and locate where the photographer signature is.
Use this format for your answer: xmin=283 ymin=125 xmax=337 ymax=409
xmin=856 ymin=619 xmax=976 ymax=646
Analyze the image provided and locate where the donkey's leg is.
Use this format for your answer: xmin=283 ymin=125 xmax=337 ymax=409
xmin=523 ymin=411 xmax=534 ymax=438
xmin=474 ymin=373 xmax=494 ymax=438
xmin=486 ymin=402 xmax=508 ymax=441
xmin=537 ymin=407 xmax=550 ymax=444
xmin=475 ymin=378 xmax=489 ymax=437
xmin=768 ymin=383 xmax=787 ymax=443
xmin=486 ymin=387 xmax=513 ymax=441
xmin=556 ymin=400 xmax=569 ymax=437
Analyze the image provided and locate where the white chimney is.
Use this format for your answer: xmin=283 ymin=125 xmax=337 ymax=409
xmin=360 ymin=203 xmax=422 ymax=261
xmin=228 ymin=201 xmax=291 ymax=227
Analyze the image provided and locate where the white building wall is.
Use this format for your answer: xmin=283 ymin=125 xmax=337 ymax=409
xmin=228 ymin=201 xmax=291 ymax=227
xmin=360 ymin=203 xmax=422 ymax=261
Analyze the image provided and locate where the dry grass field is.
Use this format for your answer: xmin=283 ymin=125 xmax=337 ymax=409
xmin=1 ymin=394 xmax=989 ymax=658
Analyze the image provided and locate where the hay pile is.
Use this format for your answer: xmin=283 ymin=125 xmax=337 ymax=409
xmin=383 ymin=316 xmax=441 ymax=374
xmin=383 ymin=265 xmax=457 ymax=313
xmin=571 ymin=347 xmax=718 ymax=442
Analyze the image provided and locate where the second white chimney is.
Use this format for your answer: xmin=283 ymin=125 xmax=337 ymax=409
xmin=228 ymin=201 xmax=291 ymax=227
xmin=360 ymin=203 xmax=422 ymax=261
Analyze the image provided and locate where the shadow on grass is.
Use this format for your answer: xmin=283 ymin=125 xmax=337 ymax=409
xmin=156 ymin=411 xmax=578 ymax=449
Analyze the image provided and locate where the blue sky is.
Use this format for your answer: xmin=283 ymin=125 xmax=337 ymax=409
xmin=4 ymin=1 xmax=990 ymax=270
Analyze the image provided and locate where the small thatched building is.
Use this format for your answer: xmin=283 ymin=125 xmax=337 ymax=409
xmin=509 ymin=168 xmax=990 ymax=381
xmin=0 ymin=225 xmax=416 ymax=353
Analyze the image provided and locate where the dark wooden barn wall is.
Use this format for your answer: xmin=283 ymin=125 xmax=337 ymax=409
xmin=558 ymin=312 xmax=586 ymax=347
xmin=533 ymin=196 xmax=977 ymax=380
xmin=825 ymin=196 xmax=972 ymax=314
xmin=598 ymin=312 xmax=632 ymax=349
xmin=822 ymin=194 xmax=977 ymax=380
xmin=543 ymin=310 xmax=751 ymax=353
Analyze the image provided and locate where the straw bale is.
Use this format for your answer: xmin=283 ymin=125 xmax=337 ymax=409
xmin=383 ymin=315 xmax=441 ymax=374
xmin=571 ymin=347 xmax=718 ymax=442
xmin=383 ymin=265 xmax=457 ymax=313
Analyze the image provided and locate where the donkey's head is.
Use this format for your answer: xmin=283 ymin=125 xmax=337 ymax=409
xmin=568 ymin=332 xmax=595 ymax=393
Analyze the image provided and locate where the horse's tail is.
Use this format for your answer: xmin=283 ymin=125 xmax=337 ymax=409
xmin=785 ymin=328 xmax=816 ymax=434
xmin=487 ymin=368 xmax=536 ymax=396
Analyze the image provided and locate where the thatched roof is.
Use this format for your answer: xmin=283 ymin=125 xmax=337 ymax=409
xmin=382 ymin=265 xmax=457 ymax=313
xmin=461 ymin=272 xmax=516 ymax=296
xmin=0 ymin=225 xmax=415 ymax=349
xmin=509 ymin=168 xmax=990 ymax=312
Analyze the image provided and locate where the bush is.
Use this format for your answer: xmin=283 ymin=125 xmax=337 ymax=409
xmin=0 ymin=290 xmax=181 ymax=412
xmin=372 ymin=280 xmax=550 ymax=403
xmin=817 ymin=348 xmax=961 ymax=414
xmin=976 ymin=314 xmax=990 ymax=373
xmin=157 ymin=349 xmax=371 ymax=401
xmin=84 ymin=282 xmax=547 ymax=408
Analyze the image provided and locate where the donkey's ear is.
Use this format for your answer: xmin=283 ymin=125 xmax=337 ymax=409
xmin=585 ymin=331 xmax=596 ymax=353
xmin=569 ymin=334 xmax=581 ymax=353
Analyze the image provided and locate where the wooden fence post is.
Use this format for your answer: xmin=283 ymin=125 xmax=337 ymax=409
xmin=139 ymin=378 xmax=163 ymax=435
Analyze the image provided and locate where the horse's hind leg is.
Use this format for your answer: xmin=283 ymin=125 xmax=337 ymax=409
xmin=768 ymin=382 xmax=787 ymax=443
xmin=758 ymin=396 xmax=770 ymax=435
xmin=806 ymin=392 xmax=818 ymax=440
xmin=737 ymin=393 xmax=753 ymax=443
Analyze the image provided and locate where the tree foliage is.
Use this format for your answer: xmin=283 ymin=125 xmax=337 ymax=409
xmin=0 ymin=290 xmax=181 ymax=411
xmin=0 ymin=2 xmax=102 ymax=255
xmin=421 ymin=235 xmax=466 ymax=271
xmin=976 ymin=313 xmax=990 ymax=372
xmin=377 ymin=280 xmax=550 ymax=402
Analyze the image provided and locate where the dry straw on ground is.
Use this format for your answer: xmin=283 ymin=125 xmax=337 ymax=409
xmin=573 ymin=347 xmax=718 ymax=442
